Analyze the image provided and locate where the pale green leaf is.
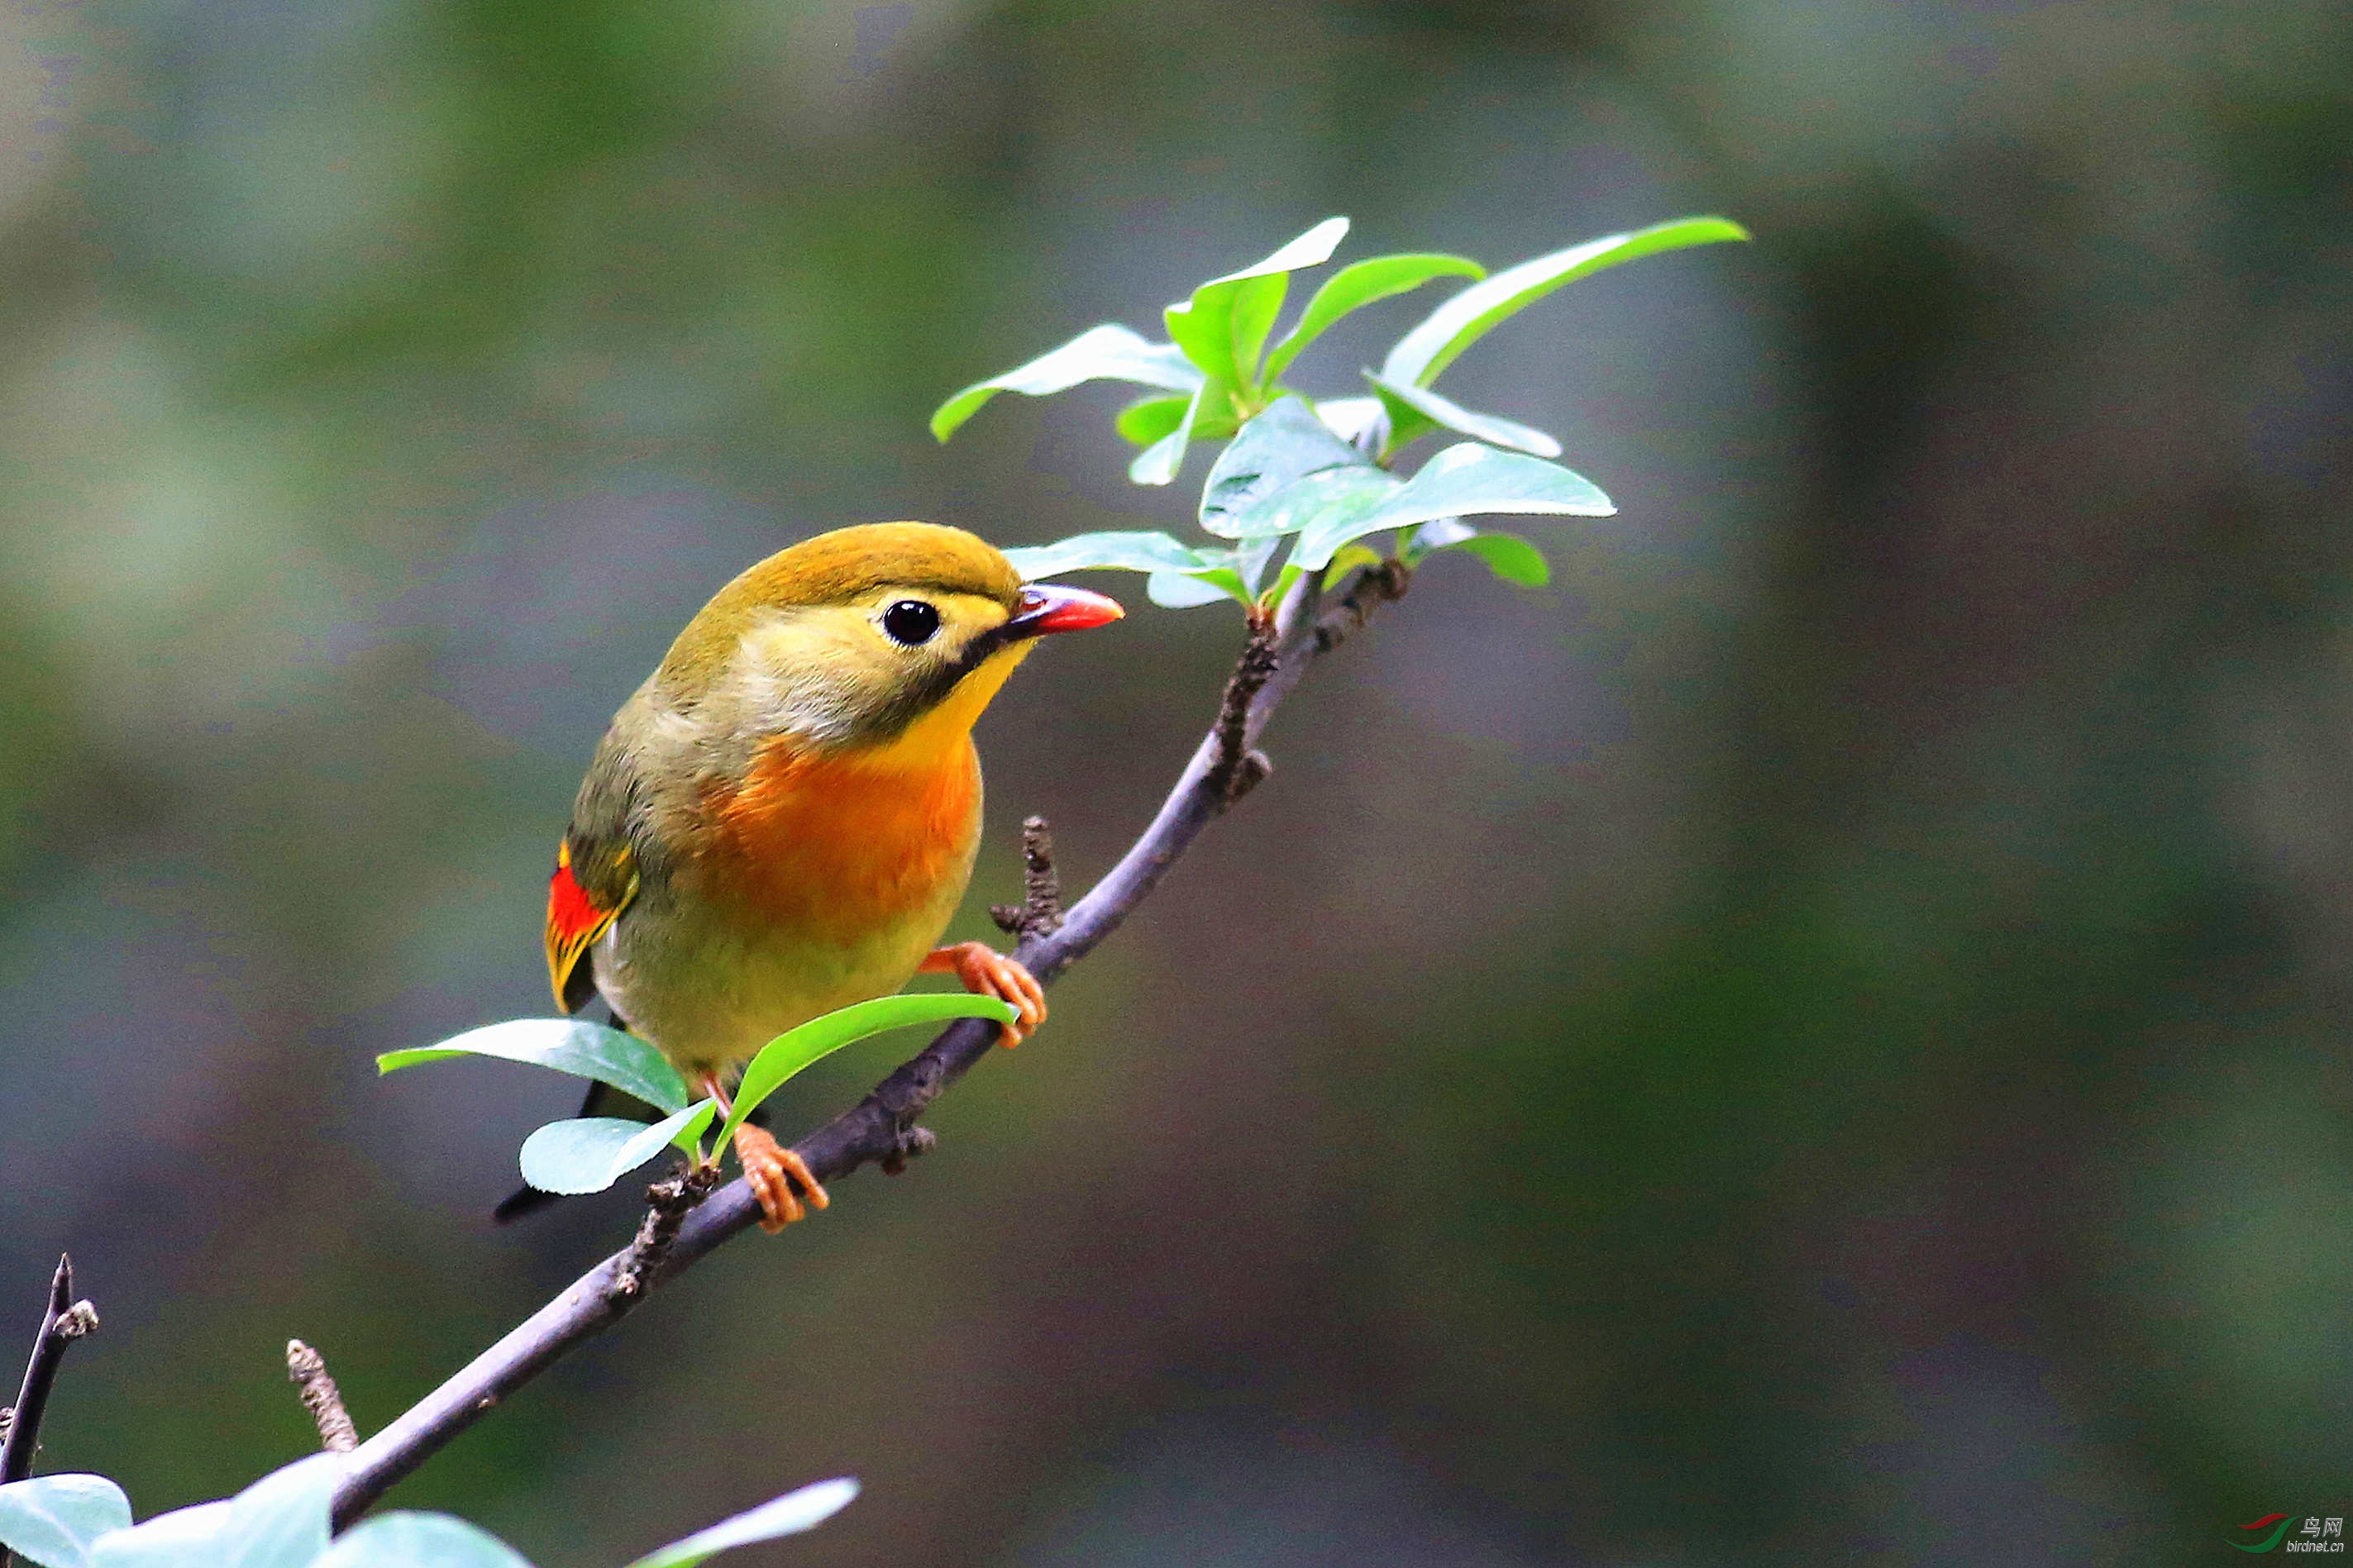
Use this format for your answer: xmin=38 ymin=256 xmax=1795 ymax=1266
xmin=377 ymin=1020 xmax=689 ymax=1115
xmin=1002 ymin=531 xmax=1211 ymax=581
xmin=1203 ymin=217 xmax=1352 ymax=289
xmin=1381 ymin=217 xmax=1749 ymax=388
xmin=718 ymin=995 xmax=1017 ymax=1149
xmin=1310 ymin=395 xmax=1385 ymax=448
xmin=1292 ymin=441 xmax=1613 ymax=569
xmin=1233 ymin=536 xmax=1283 ymax=598
xmin=93 ymin=1454 xmax=346 ymax=1568
xmin=0 ymin=1476 xmax=132 ymax=1568
xmin=1198 ymin=397 xmax=1372 ymax=538
xmin=932 ymin=325 xmax=1202 ymax=442
xmin=1262 ymin=253 xmax=1485 ymax=381
xmin=313 ymin=1513 xmax=536 ymax=1568
xmin=222 ymin=1453 xmax=347 ymax=1568
xmin=1363 ymin=371 xmax=1560 ymax=457
xmin=1406 ymin=517 xmax=1477 ymax=555
xmin=623 ymin=1479 xmax=860 ymax=1568
xmin=518 ymin=1102 xmax=716 ymax=1197
xmin=1223 ymin=464 xmax=1400 ymax=544
xmin=1145 ymin=571 xmax=1245 ymax=608
xmin=88 ymin=1504 xmax=230 ymax=1568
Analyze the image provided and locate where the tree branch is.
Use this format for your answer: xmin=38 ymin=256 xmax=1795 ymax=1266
xmin=332 ymin=571 xmax=1368 ymax=1527
xmin=1 ymin=1255 xmax=98 ymax=1564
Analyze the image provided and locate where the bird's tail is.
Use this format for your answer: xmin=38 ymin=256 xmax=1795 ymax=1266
xmin=492 ymin=1075 xmax=665 ymax=1223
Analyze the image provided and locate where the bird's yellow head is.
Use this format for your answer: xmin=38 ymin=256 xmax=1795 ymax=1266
xmin=655 ymin=522 xmax=1121 ymax=763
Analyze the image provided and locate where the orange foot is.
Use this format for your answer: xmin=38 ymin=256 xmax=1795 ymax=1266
xmin=920 ymin=941 xmax=1048 ymax=1046
xmin=735 ymin=1122 xmax=829 ymax=1235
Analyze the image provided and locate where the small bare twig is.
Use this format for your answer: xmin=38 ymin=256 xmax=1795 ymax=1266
xmin=1 ymin=1254 xmax=98 ymax=1566
xmin=286 ymin=1341 xmax=359 ymax=1453
xmin=877 ymin=1124 xmax=938 ymax=1178
xmin=1313 ymin=559 xmax=1409 ymax=655
xmin=1205 ymin=619 xmax=1281 ymax=806
xmin=990 ymin=816 xmax=1064 ymax=940
xmin=612 ymin=1164 xmax=721 ymax=1299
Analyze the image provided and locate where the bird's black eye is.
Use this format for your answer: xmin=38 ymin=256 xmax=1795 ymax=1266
xmin=881 ymin=599 xmax=942 ymax=646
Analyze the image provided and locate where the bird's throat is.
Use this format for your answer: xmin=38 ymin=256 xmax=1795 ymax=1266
xmin=700 ymin=646 xmax=1026 ymax=941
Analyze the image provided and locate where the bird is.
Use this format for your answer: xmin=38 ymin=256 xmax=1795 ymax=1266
xmin=528 ymin=522 xmax=1121 ymax=1233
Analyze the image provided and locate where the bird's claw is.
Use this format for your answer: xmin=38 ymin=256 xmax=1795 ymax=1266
xmin=927 ymin=941 xmax=1047 ymax=1046
xmin=734 ymin=1123 xmax=828 ymax=1234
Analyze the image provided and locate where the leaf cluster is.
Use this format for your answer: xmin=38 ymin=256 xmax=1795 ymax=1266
xmin=0 ymin=1461 xmax=857 ymax=1568
xmin=377 ymin=994 xmax=1015 ymax=1197
xmin=933 ymin=214 xmax=1748 ymax=612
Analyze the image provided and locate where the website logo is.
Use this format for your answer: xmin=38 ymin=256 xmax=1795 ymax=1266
xmin=2231 ymin=1516 xmax=2346 ymax=1554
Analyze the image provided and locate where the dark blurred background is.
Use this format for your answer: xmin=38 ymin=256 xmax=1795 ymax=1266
xmin=1 ymin=0 xmax=2347 ymax=1561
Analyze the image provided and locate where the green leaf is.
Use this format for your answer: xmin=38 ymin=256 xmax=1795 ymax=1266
xmin=88 ymin=1504 xmax=231 ymax=1568
xmin=1455 ymin=532 xmax=1550 ymax=586
xmin=1262 ymin=253 xmax=1485 ymax=382
xmin=1256 ymin=561 xmax=1305 ymax=612
xmin=1127 ymin=382 xmax=1202 ymax=485
xmin=0 ymin=1476 xmax=133 ymax=1568
xmin=1410 ymin=525 xmax=1550 ymax=586
xmin=718 ymin=995 xmax=1018 ymax=1149
xmin=1145 ymin=571 xmax=1245 ymax=609
xmin=623 ymin=1479 xmax=859 ymax=1568
xmin=1163 ymin=217 xmax=1349 ymax=388
xmin=1198 ymin=397 xmax=1372 ymax=539
xmin=1002 ymin=531 xmax=1211 ymax=582
xmin=314 ymin=1513 xmax=535 ymax=1568
xmin=1320 ymin=543 xmax=1384 ymax=588
xmin=1363 ymin=371 xmax=1560 ymax=458
xmin=932 ymin=325 xmax=1202 ymax=442
xmin=377 ymin=1020 xmax=689 ymax=1115
xmin=518 ymin=1101 xmax=717 ymax=1197
xmin=1292 ymin=441 xmax=1614 ymax=570
xmin=1114 ymin=394 xmax=1190 ymax=447
xmin=1380 ymin=216 xmax=1749 ymax=389
xmin=1224 ymin=272 xmax=1289 ymax=388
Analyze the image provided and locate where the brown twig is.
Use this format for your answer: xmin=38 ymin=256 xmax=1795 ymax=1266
xmin=990 ymin=816 xmax=1064 ymax=940
xmin=611 ymin=1164 xmax=721 ymax=1299
xmin=1205 ymin=618 xmax=1281 ymax=806
xmin=1312 ymin=558 xmax=1409 ymax=655
xmin=286 ymin=1341 xmax=359 ymax=1453
xmin=330 ymin=572 xmax=1341 ymax=1527
xmin=0 ymin=1254 xmax=98 ymax=1568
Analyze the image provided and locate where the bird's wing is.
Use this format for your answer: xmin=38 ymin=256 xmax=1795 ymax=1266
xmin=545 ymin=832 xmax=638 ymax=1013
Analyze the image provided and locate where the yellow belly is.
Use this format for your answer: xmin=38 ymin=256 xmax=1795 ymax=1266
xmin=597 ymin=735 xmax=984 ymax=1082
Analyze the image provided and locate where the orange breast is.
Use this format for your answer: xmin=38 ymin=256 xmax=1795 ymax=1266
xmin=703 ymin=733 xmax=982 ymax=946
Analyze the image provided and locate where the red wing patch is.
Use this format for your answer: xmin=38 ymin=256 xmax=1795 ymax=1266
xmin=544 ymin=840 xmax=632 ymax=1011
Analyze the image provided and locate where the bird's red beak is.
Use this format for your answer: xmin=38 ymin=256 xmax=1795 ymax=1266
xmin=1007 ymin=583 xmax=1124 ymax=637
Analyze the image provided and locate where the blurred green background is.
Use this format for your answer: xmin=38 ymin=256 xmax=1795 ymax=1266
xmin=2 ymin=0 xmax=2348 ymax=1561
